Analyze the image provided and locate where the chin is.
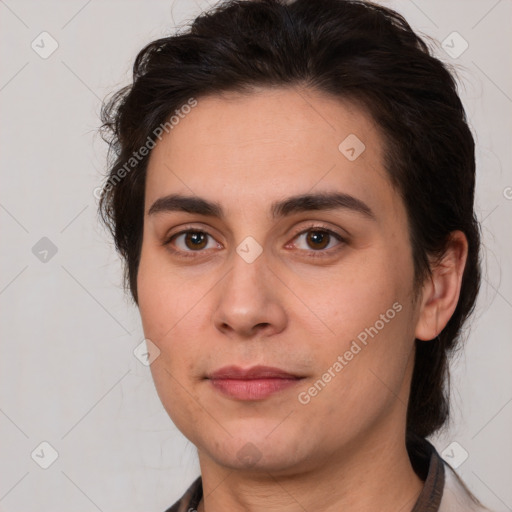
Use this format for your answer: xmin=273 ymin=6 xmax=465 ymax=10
xmin=200 ymin=431 xmax=314 ymax=475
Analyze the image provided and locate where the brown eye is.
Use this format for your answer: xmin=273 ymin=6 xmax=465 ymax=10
xmin=184 ymin=231 xmax=208 ymax=250
xmin=165 ymin=230 xmax=218 ymax=255
xmin=164 ymin=225 xmax=345 ymax=259
xmin=305 ymin=230 xmax=331 ymax=250
xmin=292 ymin=228 xmax=344 ymax=253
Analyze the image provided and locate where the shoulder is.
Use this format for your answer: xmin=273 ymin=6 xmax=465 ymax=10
xmin=439 ymin=463 xmax=496 ymax=512
xmin=408 ymin=435 xmax=498 ymax=512
xmin=163 ymin=476 xmax=202 ymax=512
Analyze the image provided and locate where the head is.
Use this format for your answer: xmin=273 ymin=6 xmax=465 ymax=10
xmin=99 ymin=0 xmax=480 ymax=472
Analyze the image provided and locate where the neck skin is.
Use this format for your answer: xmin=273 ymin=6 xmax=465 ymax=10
xmin=195 ymin=378 xmax=424 ymax=512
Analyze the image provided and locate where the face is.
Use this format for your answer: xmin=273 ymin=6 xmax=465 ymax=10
xmin=137 ymin=87 xmax=422 ymax=476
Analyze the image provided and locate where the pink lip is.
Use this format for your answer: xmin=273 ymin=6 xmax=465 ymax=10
xmin=207 ymin=365 xmax=304 ymax=400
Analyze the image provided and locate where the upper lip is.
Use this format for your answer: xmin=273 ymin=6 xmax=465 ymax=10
xmin=207 ymin=365 xmax=302 ymax=380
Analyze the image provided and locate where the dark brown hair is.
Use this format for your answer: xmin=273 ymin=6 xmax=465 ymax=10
xmin=98 ymin=0 xmax=481 ymax=440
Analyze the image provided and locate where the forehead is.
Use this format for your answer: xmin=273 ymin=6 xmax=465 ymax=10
xmin=145 ymin=87 xmax=397 ymax=220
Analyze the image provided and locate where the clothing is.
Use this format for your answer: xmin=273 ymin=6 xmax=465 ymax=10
xmin=164 ymin=437 xmax=490 ymax=512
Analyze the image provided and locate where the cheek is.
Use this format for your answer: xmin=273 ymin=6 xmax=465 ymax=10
xmin=136 ymin=245 xmax=193 ymax=338
xmin=137 ymin=250 xmax=206 ymax=433
xmin=302 ymin=248 xmax=412 ymax=345
xmin=296 ymin=247 xmax=416 ymax=410
xmin=297 ymin=306 xmax=416 ymax=445
xmin=149 ymin=356 xmax=208 ymax=445
xmin=136 ymin=246 xmax=212 ymax=376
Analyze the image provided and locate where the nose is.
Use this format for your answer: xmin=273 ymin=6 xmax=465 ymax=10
xmin=212 ymin=247 xmax=288 ymax=340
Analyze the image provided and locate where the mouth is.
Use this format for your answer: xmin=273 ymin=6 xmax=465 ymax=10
xmin=206 ymin=365 xmax=305 ymax=401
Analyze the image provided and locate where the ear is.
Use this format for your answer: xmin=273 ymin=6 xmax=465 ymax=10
xmin=415 ymin=231 xmax=469 ymax=341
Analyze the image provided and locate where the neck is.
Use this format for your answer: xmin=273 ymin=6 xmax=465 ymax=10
xmin=196 ymin=424 xmax=424 ymax=512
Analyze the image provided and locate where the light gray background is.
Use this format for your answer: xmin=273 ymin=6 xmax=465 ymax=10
xmin=0 ymin=0 xmax=511 ymax=511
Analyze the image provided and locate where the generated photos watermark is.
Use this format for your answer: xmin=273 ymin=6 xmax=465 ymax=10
xmin=94 ymin=97 xmax=198 ymax=200
xmin=298 ymin=301 xmax=403 ymax=405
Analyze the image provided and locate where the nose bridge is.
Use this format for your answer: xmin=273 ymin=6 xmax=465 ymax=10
xmin=225 ymin=237 xmax=270 ymax=309
xmin=212 ymin=237 xmax=286 ymax=337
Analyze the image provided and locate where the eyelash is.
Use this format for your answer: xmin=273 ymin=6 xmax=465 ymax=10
xmin=162 ymin=223 xmax=347 ymax=259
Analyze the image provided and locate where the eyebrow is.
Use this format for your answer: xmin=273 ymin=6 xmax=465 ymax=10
xmin=148 ymin=191 xmax=375 ymax=220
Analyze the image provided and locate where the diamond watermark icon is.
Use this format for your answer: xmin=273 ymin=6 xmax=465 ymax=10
xmin=134 ymin=338 xmax=161 ymax=366
xmin=31 ymin=441 xmax=59 ymax=469
xmin=236 ymin=442 xmax=262 ymax=466
xmin=338 ymin=134 xmax=366 ymax=161
xmin=441 ymin=32 xmax=468 ymax=59
xmin=31 ymin=32 xmax=59 ymax=59
xmin=236 ymin=236 xmax=263 ymax=264
xmin=441 ymin=441 xmax=469 ymax=469
xmin=32 ymin=237 xmax=58 ymax=263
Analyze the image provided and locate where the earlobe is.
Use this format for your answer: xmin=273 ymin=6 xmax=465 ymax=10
xmin=414 ymin=231 xmax=469 ymax=341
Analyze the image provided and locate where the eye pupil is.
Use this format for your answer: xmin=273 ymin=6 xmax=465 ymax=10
xmin=185 ymin=231 xmax=207 ymax=250
xmin=307 ymin=230 xmax=329 ymax=250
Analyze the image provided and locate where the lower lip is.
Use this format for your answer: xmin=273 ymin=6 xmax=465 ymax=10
xmin=209 ymin=378 xmax=302 ymax=400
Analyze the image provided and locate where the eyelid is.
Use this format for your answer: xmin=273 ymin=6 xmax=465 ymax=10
xmin=162 ymin=222 xmax=347 ymax=257
xmin=288 ymin=221 xmax=347 ymax=242
xmin=286 ymin=222 xmax=346 ymax=257
xmin=163 ymin=223 xmax=215 ymax=241
xmin=162 ymin=224 xmax=221 ymax=257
